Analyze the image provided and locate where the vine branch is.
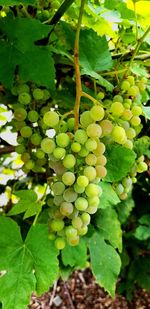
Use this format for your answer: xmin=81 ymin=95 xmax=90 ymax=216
xmin=0 ymin=146 xmax=15 ymax=155
xmin=74 ymin=0 xmax=86 ymax=131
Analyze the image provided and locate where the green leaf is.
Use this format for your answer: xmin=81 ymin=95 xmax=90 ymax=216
xmin=61 ymin=238 xmax=87 ymax=268
xmin=88 ymin=232 xmax=121 ymax=297
xmin=134 ymin=136 xmax=150 ymax=158
xmin=8 ymin=190 xmax=42 ymax=220
xmin=143 ymin=107 xmax=150 ymax=120
xmin=99 ymin=182 xmax=120 ymax=209
xmin=139 ymin=214 xmax=150 ymax=225
xmin=117 ymin=195 xmax=135 ymax=224
xmin=81 ymin=68 xmax=114 ymax=91
xmin=134 ymin=226 xmax=150 ymax=240
xmin=0 ymin=217 xmax=58 ymax=309
xmin=104 ymin=145 xmax=136 ymax=182
xmin=95 ymin=207 xmax=122 ymax=252
xmin=0 ymin=17 xmax=55 ymax=90
xmin=0 ymin=0 xmax=35 ymax=4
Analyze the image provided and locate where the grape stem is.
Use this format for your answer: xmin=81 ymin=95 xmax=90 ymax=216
xmin=82 ymin=91 xmax=102 ymax=106
xmin=0 ymin=146 xmax=15 ymax=155
xmin=74 ymin=0 xmax=86 ymax=131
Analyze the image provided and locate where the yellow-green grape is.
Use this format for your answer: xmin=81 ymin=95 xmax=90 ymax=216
xmin=122 ymin=177 xmax=132 ymax=188
xmin=74 ymin=129 xmax=88 ymax=144
xmin=50 ymin=219 xmax=64 ymax=232
xmin=43 ymin=111 xmax=59 ymax=127
xmin=80 ymin=111 xmax=93 ymax=127
xmin=30 ymin=133 xmax=42 ymax=146
xmin=60 ymin=202 xmax=73 ymax=216
xmin=119 ymin=192 xmax=128 ymax=200
xmin=75 ymin=197 xmax=88 ymax=211
xmin=127 ymin=85 xmax=139 ymax=96
xmin=48 ymin=233 xmax=56 ymax=241
xmin=95 ymin=165 xmax=107 ymax=178
xmin=110 ymin=102 xmax=124 ymax=117
xmin=63 ymin=154 xmax=76 ymax=169
xmin=131 ymin=106 xmax=142 ymax=116
xmin=77 ymin=175 xmax=89 ymax=187
xmin=90 ymin=105 xmax=105 ymax=121
xmin=85 ymin=153 xmax=97 ymax=166
xmin=113 ymin=95 xmax=123 ymax=103
xmin=111 ymin=126 xmax=127 ymax=144
xmin=93 ymin=142 xmax=106 ymax=156
xmin=41 ymin=137 xmax=56 ymax=153
xmin=121 ymin=80 xmax=131 ymax=91
xmin=97 ymin=91 xmax=105 ymax=100
xmin=96 ymin=155 xmax=107 ymax=166
xmin=33 ymin=88 xmax=44 ymax=100
xmin=56 ymin=133 xmax=70 ymax=147
xmin=74 ymin=183 xmax=85 ymax=194
xmin=86 ymin=205 xmax=98 ymax=214
xmin=130 ymin=116 xmax=141 ymax=127
xmin=83 ymin=166 xmax=96 ymax=181
xmin=88 ymin=196 xmax=99 ymax=207
xmin=62 ymin=171 xmax=75 ymax=186
xmin=51 ymin=182 xmax=65 ymax=195
xmin=25 ymin=160 xmax=35 ymax=170
xmin=86 ymin=123 xmax=102 ymax=138
xmin=53 ymin=195 xmax=64 ymax=206
xmin=28 ymin=110 xmax=39 ymax=122
xmin=137 ymin=155 xmax=144 ymax=162
xmin=18 ymin=92 xmax=32 ymax=105
xmin=127 ymin=75 xmax=135 ymax=86
xmin=72 ymin=217 xmax=83 ymax=229
xmin=81 ymin=212 xmax=91 ymax=225
xmin=17 ymin=136 xmax=24 ymax=144
xmin=100 ymin=119 xmax=113 ymax=136
xmin=123 ymin=98 xmax=132 ymax=107
xmin=63 ymin=188 xmax=78 ymax=202
xmin=126 ymin=127 xmax=136 ymax=139
xmin=43 ymin=89 xmax=51 ymax=100
xmin=85 ymin=183 xmax=101 ymax=197
xmin=78 ymin=146 xmax=89 ymax=157
xmin=67 ymin=117 xmax=75 ymax=131
xmin=137 ymin=162 xmax=148 ymax=173
xmin=35 ymin=149 xmax=45 ymax=159
xmin=14 ymin=107 xmax=27 ymax=121
xmin=65 ymin=226 xmax=78 ymax=238
xmin=67 ymin=235 xmax=79 ymax=246
xmin=71 ymin=142 xmax=81 ymax=153
xmin=15 ymin=144 xmax=26 ymax=154
xmin=122 ymin=109 xmax=133 ymax=121
xmin=124 ymin=139 xmax=133 ymax=149
xmin=55 ymin=237 xmax=65 ymax=250
xmin=115 ymin=183 xmax=124 ymax=195
xmin=77 ymin=225 xmax=88 ymax=236
xmin=21 ymin=152 xmax=30 ymax=163
xmin=85 ymin=138 xmax=97 ymax=151
xmin=20 ymin=126 xmax=32 ymax=138
xmin=141 ymin=77 xmax=147 ymax=84
xmin=53 ymin=147 xmax=66 ymax=159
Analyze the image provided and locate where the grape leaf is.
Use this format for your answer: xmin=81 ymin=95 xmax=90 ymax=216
xmin=0 ymin=0 xmax=35 ymax=4
xmin=61 ymin=238 xmax=87 ymax=268
xmin=8 ymin=190 xmax=42 ymax=219
xmin=0 ymin=17 xmax=55 ymax=90
xmin=81 ymin=68 xmax=114 ymax=91
xmin=104 ymin=145 xmax=136 ymax=182
xmin=143 ymin=106 xmax=150 ymax=120
xmin=88 ymin=232 xmax=121 ymax=297
xmin=99 ymin=182 xmax=120 ymax=209
xmin=0 ymin=217 xmax=58 ymax=309
xmin=95 ymin=207 xmax=122 ymax=252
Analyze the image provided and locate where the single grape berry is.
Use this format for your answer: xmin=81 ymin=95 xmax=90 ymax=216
xmin=20 ymin=126 xmax=32 ymax=138
xmin=33 ymin=88 xmax=44 ymax=100
xmin=41 ymin=137 xmax=56 ymax=153
xmin=18 ymin=92 xmax=31 ymax=105
xmin=111 ymin=126 xmax=127 ymax=144
xmin=56 ymin=133 xmax=70 ymax=147
xmin=55 ymin=238 xmax=65 ymax=250
xmin=90 ymin=105 xmax=105 ymax=121
xmin=14 ymin=108 xmax=27 ymax=121
xmin=28 ymin=110 xmax=39 ymax=122
xmin=43 ymin=111 xmax=59 ymax=128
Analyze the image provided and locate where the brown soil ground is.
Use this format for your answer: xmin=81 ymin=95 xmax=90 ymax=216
xmin=29 ymin=269 xmax=150 ymax=309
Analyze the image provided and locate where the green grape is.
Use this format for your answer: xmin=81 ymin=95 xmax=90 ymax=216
xmin=90 ymin=105 xmax=105 ymax=121
xmin=128 ymin=85 xmax=139 ymax=96
xmin=71 ymin=142 xmax=81 ymax=153
xmin=131 ymin=106 xmax=142 ymax=116
xmin=78 ymin=146 xmax=89 ymax=157
xmin=20 ymin=126 xmax=32 ymax=138
xmin=83 ymin=166 xmax=96 ymax=181
xmin=18 ymin=92 xmax=31 ymax=105
xmin=122 ymin=109 xmax=133 ymax=121
xmin=122 ymin=177 xmax=132 ymax=188
xmin=72 ymin=217 xmax=83 ymax=229
xmin=85 ymin=138 xmax=97 ymax=151
xmin=113 ymin=95 xmax=123 ymax=103
xmin=77 ymin=175 xmax=89 ymax=187
xmin=124 ymin=139 xmax=133 ymax=149
xmin=52 ymin=182 xmax=65 ymax=195
xmin=68 ymin=208 xmax=79 ymax=219
xmin=60 ymin=202 xmax=73 ymax=216
xmin=67 ymin=235 xmax=79 ymax=246
xmin=33 ymin=88 xmax=44 ymax=100
xmin=86 ymin=205 xmax=98 ymax=214
xmin=30 ymin=133 xmax=42 ymax=146
xmin=53 ymin=147 xmax=66 ymax=159
xmin=97 ymin=91 xmax=105 ymax=100
xmin=28 ymin=110 xmax=39 ymax=122
xmin=96 ymin=165 xmax=107 ymax=178
xmin=63 ymin=188 xmax=78 ymax=202
xmin=74 ymin=183 xmax=85 ymax=194
xmin=111 ymin=126 xmax=127 ymax=144
xmin=75 ymin=197 xmax=88 ymax=211
xmin=21 ymin=152 xmax=30 ymax=163
xmin=141 ymin=77 xmax=147 ymax=84
xmin=55 ymin=237 xmax=65 ymax=250
xmin=15 ymin=144 xmax=26 ymax=154
xmin=43 ymin=89 xmax=51 ymax=100
xmin=74 ymin=129 xmax=88 ymax=144
xmin=80 ymin=111 xmax=93 ymax=127
xmin=67 ymin=117 xmax=75 ymax=131
xmin=35 ymin=149 xmax=45 ymax=159
xmin=93 ymin=142 xmax=105 ymax=156
xmin=127 ymin=75 xmax=135 ymax=86
xmin=11 ymin=86 xmax=18 ymax=96
xmin=53 ymin=195 xmax=64 ymax=206
xmin=63 ymin=154 xmax=76 ymax=169
xmin=62 ymin=171 xmax=75 ymax=186
xmin=96 ymin=155 xmax=107 ymax=166
xmin=120 ymin=120 xmax=130 ymax=131
xmin=81 ymin=212 xmax=91 ymax=225
xmin=58 ymin=121 xmax=68 ymax=133
xmin=14 ymin=107 xmax=27 ymax=121
xmin=100 ymin=119 xmax=113 ymax=136
xmin=130 ymin=116 xmax=141 ymax=126
xmin=85 ymin=183 xmax=102 ymax=197
xmin=119 ymin=192 xmax=128 ymax=200
xmin=115 ymin=183 xmax=124 ymax=195
xmin=137 ymin=155 xmax=144 ymax=163
xmin=77 ymin=225 xmax=88 ymax=236
xmin=65 ymin=226 xmax=77 ymax=238
xmin=86 ymin=123 xmax=102 ymax=138
xmin=110 ymin=102 xmax=124 ymax=117
xmin=88 ymin=196 xmax=99 ymax=207
xmin=85 ymin=153 xmax=97 ymax=166
xmin=50 ymin=219 xmax=64 ymax=232
xmin=56 ymin=133 xmax=70 ymax=147
xmin=48 ymin=233 xmax=56 ymax=241
xmin=25 ymin=160 xmax=35 ymax=170
xmin=137 ymin=162 xmax=148 ymax=173
xmin=41 ymin=106 xmax=50 ymax=115
xmin=121 ymin=80 xmax=130 ymax=91
xmin=41 ymin=137 xmax=56 ymax=153
xmin=54 ymin=209 xmax=64 ymax=219
xmin=43 ymin=111 xmax=59 ymax=128
xmin=17 ymin=136 xmax=24 ymax=144
xmin=123 ymin=98 xmax=132 ymax=107
xmin=17 ymin=84 xmax=30 ymax=94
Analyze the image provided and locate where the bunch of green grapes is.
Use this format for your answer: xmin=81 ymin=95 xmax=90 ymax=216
xmin=41 ymin=105 xmax=107 ymax=249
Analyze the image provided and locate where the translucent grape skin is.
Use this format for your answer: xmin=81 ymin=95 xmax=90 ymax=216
xmin=111 ymin=126 xmax=127 ymax=144
xmin=43 ymin=111 xmax=59 ymax=128
xmin=90 ymin=105 xmax=105 ymax=121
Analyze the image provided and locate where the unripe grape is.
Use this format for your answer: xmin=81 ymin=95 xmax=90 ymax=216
xmin=53 ymin=195 xmax=64 ymax=206
xmin=33 ymin=88 xmax=44 ymax=100
xmin=127 ymin=75 xmax=135 ymax=86
xmin=124 ymin=139 xmax=133 ymax=149
xmin=119 ymin=192 xmax=128 ymax=200
xmin=60 ymin=202 xmax=73 ymax=216
xmin=43 ymin=111 xmax=59 ymax=127
xmin=88 ymin=196 xmax=99 ymax=207
xmin=15 ymin=144 xmax=26 ymax=154
xmin=53 ymin=147 xmax=66 ymax=159
xmin=28 ymin=110 xmax=39 ymax=122
xmin=65 ymin=226 xmax=77 ymax=238
xmin=21 ymin=152 xmax=30 ymax=163
xmin=141 ymin=77 xmax=147 ymax=84
xmin=72 ymin=217 xmax=83 ymax=229
xmin=77 ymin=175 xmax=89 ymax=187
xmin=71 ymin=142 xmax=81 ymax=153
xmin=55 ymin=238 xmax=65 ymax=250
xmin=100 ymin=119 xmax=113 ymax=136
xmin=35 ymin=149 xmax=45 ymax=159
xmin=85 ymin=183 xmax=102 ymax=197
xmin=96 ymin=155 xmax=107 ymax=166
xmin=67 ymin=235 xmax=79 ymax=246
xmin=123 ymin=98 xmax=132 ymax=106
xmin=96 ymin=165 xmax=107 ymax=178
xmin=74 ymin=129 xmax=88 ymax=144
xmin=85 ymin=138 xmax=97 ymax=151
xmin=80 ymin=111 xmax=93 ymax=127
xmin=41 ymin=137 xmax=56 ymax=153
xmin=126 ymin=127 xmax=136 ymax=139
xmin=51 ymin=182 xmax=65 ymax=195
xmin=86 ymin=123 xmax=102 ymax=138
xmin=20 ymin=126 xmax=32 ymax=138
xmin=63 ymin=188 xmax=78 ymax=203
xmin=86 ymin=205 xmax=98 ymax=214
xmin=74 ymin=183 xmax=85 ymax=194
xmin=25 ymin=160 xmax=35 ymax=170
xmin=48 ymin=233 xmax=56 ymax=241
xmin=113 ymin=95 xmax=123 ymax=103
xmin=18 ymin=92 xmax=31 ymax=105
xmin=121 ymin=80 xmax=130 ymax=91
xmin=122 ymin=109 xmax=133 ymax=121
xmin=122 ymin=177 xmax=132 ymax=188
xmin=75 ymin=197 xmax=88 ymax=211
xmin=137 ymin=162 xmax=148 ymax=173
xmin=81 ymin=212 xmax=91 ymax=225
xmin=14 ymin=108 xmax=27 ymax=121
xmin=67 ymin=117 xmax=75 ymax=131
xmin=50 ymin=219 xmax=64 ymax=232
xmin=111 ymin=126 xmax=127 ymax=144
xmin=77 ymin=225 xmax=88 ymax=236
xmin=93 ymin=142 xmax=106 ymax=156
xmin=43 ymin=89 xmax=51 ymax=100
xmin=17 ymin=136 xmax=24 ymax=144
xmin=83 ymin=166 xmax=96 ymax=181
xmin=56 ymin=133 xmax=70 ymax=147
xmin=62 ymin=172 xmax=75 ymax=186
xmin=130 ymin=116 xmax=141 ymax=126
xmin=97 ymin=91 xmax=105 ymax=100
xmin=30 ymin=133 xmax=42 ymax=146
xmin=90 ymin=105 xmax=105 ymax=121
xmin=110 ymin=102 xmax=124 ymax=117
xmin=115 ymin=183 xmax=124 ymax=195
xmin=85 ymin=154 xmax=97 ymax=166
xmin=128 ymin=86 xmax=139 ymax=96
xmin=63 ymin=154 xmax=76 ymax=169
xmin=131 ymin=106 xmax=142 ymax=116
